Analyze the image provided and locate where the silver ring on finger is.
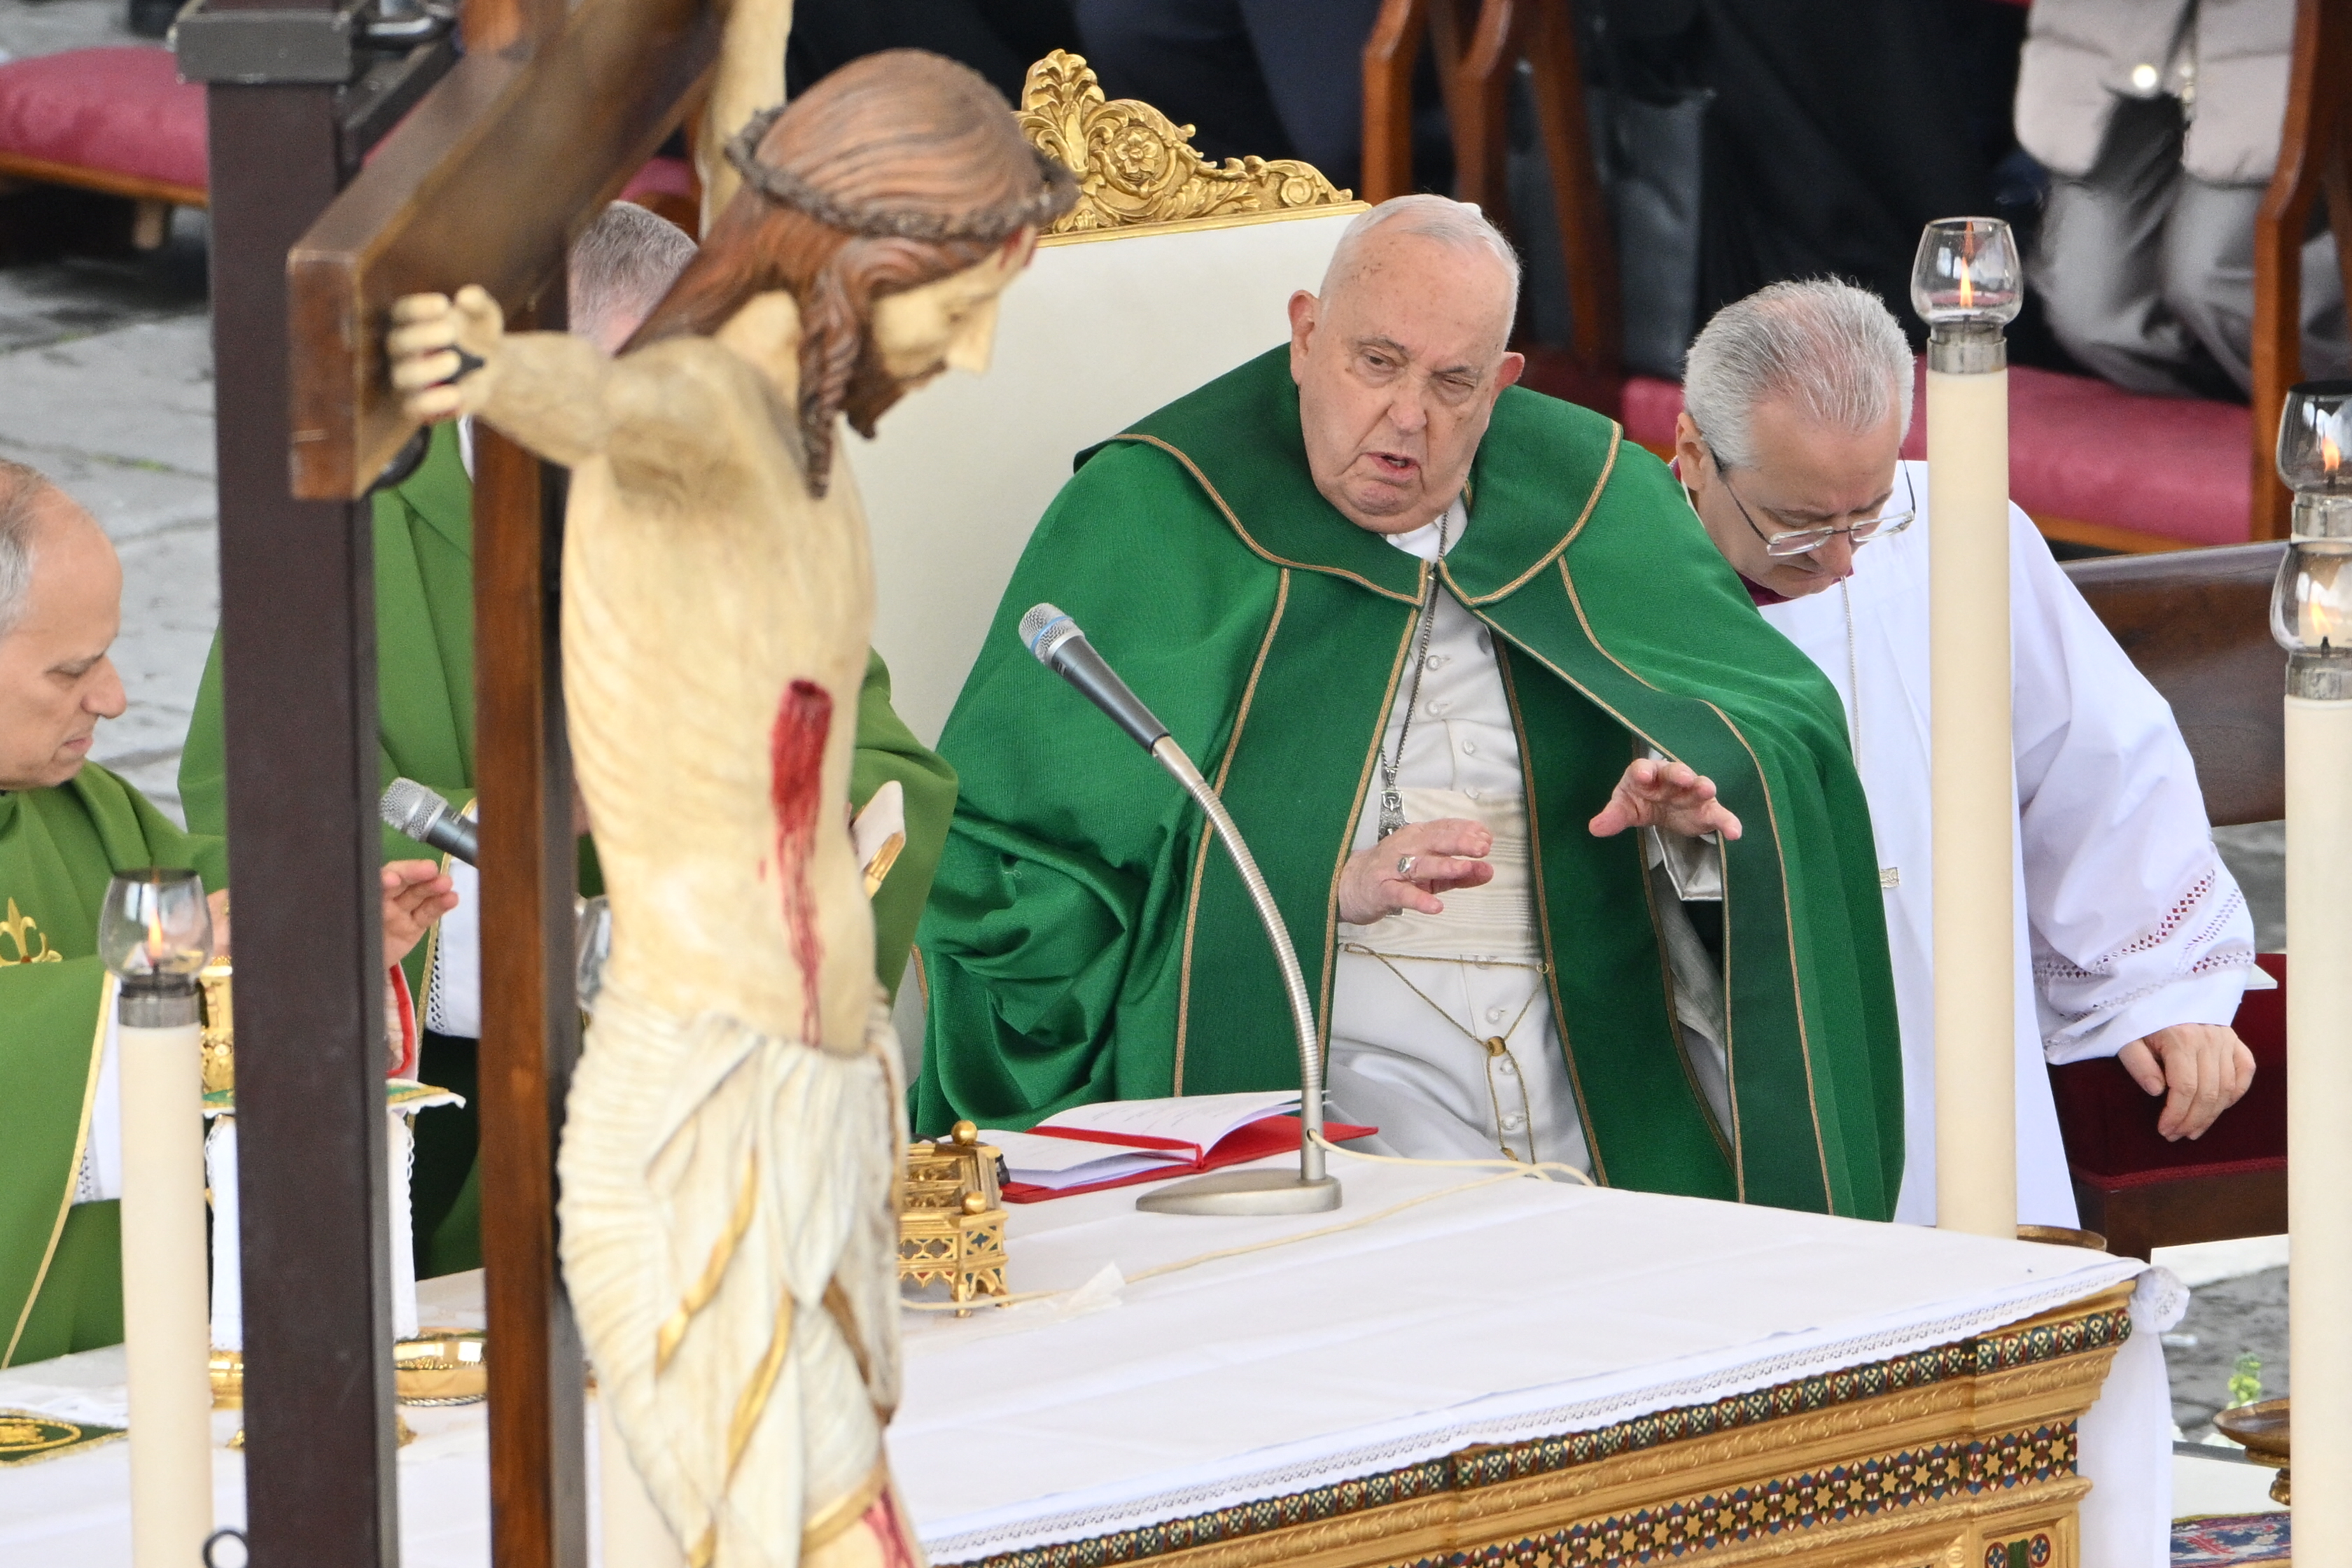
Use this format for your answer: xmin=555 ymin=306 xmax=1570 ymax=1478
xmin=1396 ymin=854 xmax=1419 ymax=881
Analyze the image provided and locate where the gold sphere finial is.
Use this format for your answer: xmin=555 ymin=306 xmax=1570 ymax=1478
xmin=961 ymin=1191 xmax=989 ymax=1214
xmin=950 ymin=1120 xmax=979 ymax=1146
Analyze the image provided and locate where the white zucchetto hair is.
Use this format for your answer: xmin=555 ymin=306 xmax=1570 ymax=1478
xmin=1682 ymin=279 xmax=1914 ymax=472
xmin=1320 ymin=193 xmax=1522 ymax=326
xmin=0 ymin=461 xmax=48 ymax=640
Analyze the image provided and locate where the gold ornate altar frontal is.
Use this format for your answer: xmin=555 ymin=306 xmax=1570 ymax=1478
xmin=899 ymin=1122 xmax=1009 ymax=1310
xmin=949 ymin=1284 xmax=2133 ymax=1568
xmin=1018 ymin=51 xmax=1357 ymax=244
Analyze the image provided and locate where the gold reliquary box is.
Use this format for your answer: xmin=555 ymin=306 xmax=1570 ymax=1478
xmin=898 ymin=1121 xmax=1009 ymax=1312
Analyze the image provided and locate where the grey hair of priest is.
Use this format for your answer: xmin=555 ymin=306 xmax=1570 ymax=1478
xmin=1320 ymin=193 xmax=1522 ymax=329
xmin=0 ymin=459 xmax=50 ymax=640
xmin=1681 ymin=279 xmax=1914 ymax=472
xmin=568 ymin=201 xmax=699 ymax=351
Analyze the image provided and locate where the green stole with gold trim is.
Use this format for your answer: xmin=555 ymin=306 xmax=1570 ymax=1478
xmin=0 ymin=767 xmax=227 ymax=1366
xmin=915 ymin=346 xmax=1902 ymax=1219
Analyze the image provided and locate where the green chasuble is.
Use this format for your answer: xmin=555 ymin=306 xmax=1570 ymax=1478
xmin=0 ymin=766 xmax=229 ymax=1367
xmin=178 ymin=423 xmax=958 ymax=1273
xmin=916 ymin=348 xmax=1905 ymax=1219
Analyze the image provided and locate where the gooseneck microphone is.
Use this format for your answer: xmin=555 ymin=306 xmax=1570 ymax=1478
xmin=1018 ymin=604 xmax=1171 ymax=752
xmin=380 ymin=778 xmax=479 ymax=866
xmin=1020 ymin=604 xmax=1339 ymax=1216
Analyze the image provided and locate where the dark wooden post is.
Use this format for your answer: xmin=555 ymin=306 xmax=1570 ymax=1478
xmin=206 ymin=11 xmax=402 ymax=1568
xmin=472 ymin=298 xmax=590 ymax=1568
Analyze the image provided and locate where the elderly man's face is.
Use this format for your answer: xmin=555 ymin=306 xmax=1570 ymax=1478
xmin=1288 ymin=230 xmax=1524 ymax=533
xmin=1675 ymin=398 xmax=1905 ymax=599
xmin=0 ymin=491 xmax=126 ymax=790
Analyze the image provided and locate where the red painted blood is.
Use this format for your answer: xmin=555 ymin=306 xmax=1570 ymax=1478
xmin=769 ymin=678 xmax=832 ymax=1043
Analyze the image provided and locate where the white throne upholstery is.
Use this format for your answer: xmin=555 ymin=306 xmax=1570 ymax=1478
xmin=842 ymin=52 xmax=1366 ymax=746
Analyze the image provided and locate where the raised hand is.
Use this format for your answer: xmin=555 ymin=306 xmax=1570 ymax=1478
xmin=1338 ymin=817 xmax=1495 ymax=924
xmin=1588 ymin=756 xmax=1742 ymax=843
xmin=381 ymin=858 xmax=458 ymax=971
xmin=387 ymin=285 xmax=507 ymax=422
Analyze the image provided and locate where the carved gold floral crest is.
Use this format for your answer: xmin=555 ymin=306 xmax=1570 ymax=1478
xmin=1017 ymin=51 xmax=1354 ymax=237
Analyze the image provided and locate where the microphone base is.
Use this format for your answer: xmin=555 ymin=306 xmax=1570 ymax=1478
xmin=1135 ymin=1169 xmax=1343 ymax=1216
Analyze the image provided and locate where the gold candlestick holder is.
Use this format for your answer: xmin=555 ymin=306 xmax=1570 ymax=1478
xmin=897 ymin=1121 xmax=1009 ymax=1313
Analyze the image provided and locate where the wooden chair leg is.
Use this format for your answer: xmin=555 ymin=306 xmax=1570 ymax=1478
xmin=1525 ymin=0 xmax=1618 ymax=382
xmin=1453 ymin=0 xmax=1528 ymax=236
xmin=2251 ymin=0 xmax=2352 ymax=541
xmin=1362 ymin=0 xmax=1428 ymax=203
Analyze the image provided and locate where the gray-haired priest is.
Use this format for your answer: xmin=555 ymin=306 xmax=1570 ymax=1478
xmin=1671 ymin=277 xmax=2262 ymax=1228
xmin=914 ymin=195 xmax=1912 ymax=1219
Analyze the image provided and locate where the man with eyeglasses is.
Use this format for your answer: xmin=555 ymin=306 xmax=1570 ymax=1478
xmin=1673 ymin=278 xmax=2261 ymax=1231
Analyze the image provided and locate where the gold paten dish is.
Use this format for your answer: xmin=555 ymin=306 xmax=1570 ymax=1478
xmin=394 ymin=1329 xmax=487 ymax=1406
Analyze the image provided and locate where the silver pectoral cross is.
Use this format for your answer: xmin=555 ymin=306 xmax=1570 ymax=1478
xmin=1378 ymin=788 xmax=1405 ymax=840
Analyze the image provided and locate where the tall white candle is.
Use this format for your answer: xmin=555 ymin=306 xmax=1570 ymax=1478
xmin=2288 ymin=692 xmax=2352 ymax=1558
xmin=1926 ymin=360 xmax=2017 ymax=1238
xmin=117 ymin=986 xmax=216 ymax=1566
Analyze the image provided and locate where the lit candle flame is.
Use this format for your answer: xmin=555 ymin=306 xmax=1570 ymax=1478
xmin=144 ymin=898 xmax=169 ymax=972
xmin=1958 ymin=268 xmax=1973 ymax=312
xmin=2325 ymin=431 xmax=2343 ymax=475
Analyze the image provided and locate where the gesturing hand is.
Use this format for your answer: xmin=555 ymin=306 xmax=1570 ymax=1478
xmin=1338 ymin=818 xmax=1495 ymax=925
xmin=1588 ymin=756 xmax=1742 ymax=843
xmin=2118 ymin=1023 xmax=2256 ymax=1141
xmin=382 ymin=859 xmax=458 ymax=972
xmin=388 ymin=285 xmax=507 ymax=423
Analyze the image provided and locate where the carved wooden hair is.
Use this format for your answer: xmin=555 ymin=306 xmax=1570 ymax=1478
xmin=626 ymin=49 xmax=1072 ymax=496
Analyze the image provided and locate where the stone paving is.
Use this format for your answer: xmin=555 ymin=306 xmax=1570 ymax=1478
xmin=0 ymin=0 xmax=2297 ymax=1443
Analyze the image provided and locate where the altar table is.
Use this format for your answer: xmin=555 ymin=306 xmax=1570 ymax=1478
xmin=0 ymin=1158 xmax=2166 ymax=1567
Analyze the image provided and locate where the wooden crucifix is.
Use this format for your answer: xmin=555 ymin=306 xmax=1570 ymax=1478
xmin=215 ymin=0 xmax=714 ymax=1562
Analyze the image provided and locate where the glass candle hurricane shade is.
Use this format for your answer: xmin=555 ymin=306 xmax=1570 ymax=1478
xmin=98 ymin=868 xmax=213 ymax=982
xmin=2273 ymin=384 xmax=2352 ymax=697
xmin=2278 ymin=380 xmax=2352 ymax=496
xmin=1911 ymin=218 xmax=2023 ymax=327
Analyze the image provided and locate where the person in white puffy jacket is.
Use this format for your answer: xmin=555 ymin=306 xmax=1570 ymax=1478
xmin=2015 ymin=0 xmax=2346 ymax=398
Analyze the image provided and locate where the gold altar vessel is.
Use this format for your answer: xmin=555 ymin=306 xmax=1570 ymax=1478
xmin=899 ymin=1122 xmax=1010 ymax=1311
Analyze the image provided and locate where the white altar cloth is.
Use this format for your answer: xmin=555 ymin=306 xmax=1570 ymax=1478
xmin=0 ymin=1159 xmax=2160 ymax=1566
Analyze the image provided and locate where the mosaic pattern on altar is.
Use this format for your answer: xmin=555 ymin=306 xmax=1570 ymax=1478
xmin=953 ymin=1306 xmax=2128 ymax=1568
xmin=1392 ymin=1425 xmax=2075 ymax=1568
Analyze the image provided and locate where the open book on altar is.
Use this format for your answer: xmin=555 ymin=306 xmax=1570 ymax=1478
xmin=983 ymin=1091 xmax=1377 ymax=1203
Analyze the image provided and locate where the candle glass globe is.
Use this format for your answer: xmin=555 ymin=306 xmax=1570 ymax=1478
xmin=1911 ymin=218 xmax=2024 ymax=326
xmin=2273 ymin=540 xmax=2352 ymax=655
xmin=2278 ymin=380 xmax=2352 ymax=496
xmin=99 ymin=868 xmax=214 ymax=983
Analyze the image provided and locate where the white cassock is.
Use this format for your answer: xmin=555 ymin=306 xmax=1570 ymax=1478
xmin=1326 ymin=502 xmax=1726 ymax=1172
xmin=1754 ymin=459 xmax=2261 ymax=1228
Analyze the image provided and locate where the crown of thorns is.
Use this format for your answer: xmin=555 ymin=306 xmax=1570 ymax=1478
xmin=724 ymin=105 xmax=1079 ymax=243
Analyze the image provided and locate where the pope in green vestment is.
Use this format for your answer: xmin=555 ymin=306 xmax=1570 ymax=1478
xmin=916 ymin=228 xmax=1904 ymax=1217
xmin=177 ymin=424 xmax=959 ymax=1272
xmin=0 ymin=766 xmax=227 ymax=1367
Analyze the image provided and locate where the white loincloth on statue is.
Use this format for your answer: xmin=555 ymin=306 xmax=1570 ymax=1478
xmin=559 ymin=981 xmax=906 ymax=1568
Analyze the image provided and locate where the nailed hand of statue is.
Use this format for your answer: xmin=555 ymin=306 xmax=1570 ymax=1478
xmin=388 ymin=286 xmax=507 ymax=423
xmin=1588 ymin=756 xmax=1742 ymax=844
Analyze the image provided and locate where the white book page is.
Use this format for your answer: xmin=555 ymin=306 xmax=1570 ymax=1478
xmin=1032 ymin=1091 xmax=1302 ymax=1153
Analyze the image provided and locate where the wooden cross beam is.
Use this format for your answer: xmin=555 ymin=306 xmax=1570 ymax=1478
xmin=288 ymin=0 xmax=718 ymax=500
xmin=248 ymin=2 xmax=714 ymax=1564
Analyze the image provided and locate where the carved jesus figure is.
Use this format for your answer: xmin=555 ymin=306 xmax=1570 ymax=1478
xmin=387 ymin=51 xmax=1072 ymax=1568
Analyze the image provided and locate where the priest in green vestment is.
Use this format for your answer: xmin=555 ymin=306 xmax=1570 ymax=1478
xmin=0 ymin=463 xmax=451 ymax=1366
xmin=178 ymin=202 xmax=959 ymax=1274
xmin=916 ymin=195 xmax=1905 ymax=1219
